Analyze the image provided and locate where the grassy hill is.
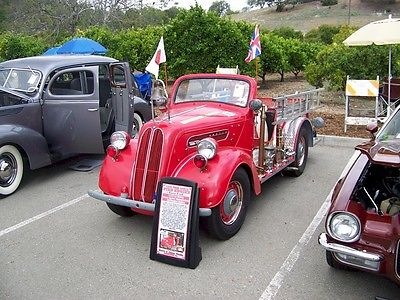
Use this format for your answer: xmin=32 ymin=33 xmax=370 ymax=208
xmin=231 ymin=0 xmax=400 ymax=32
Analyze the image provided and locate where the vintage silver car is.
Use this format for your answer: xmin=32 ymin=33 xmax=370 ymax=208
xmin=0 ymin=55 xmax=152 ymax=196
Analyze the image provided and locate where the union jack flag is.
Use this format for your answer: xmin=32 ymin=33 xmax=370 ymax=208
xmin=245 ymin=25 xmax=261 ymax=63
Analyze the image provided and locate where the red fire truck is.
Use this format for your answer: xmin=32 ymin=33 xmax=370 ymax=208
xmin=89 ymin=72 xmax=323 ymax=240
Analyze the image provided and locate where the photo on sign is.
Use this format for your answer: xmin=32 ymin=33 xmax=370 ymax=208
xmin=159 ymin=229 xmax=185 ymax=253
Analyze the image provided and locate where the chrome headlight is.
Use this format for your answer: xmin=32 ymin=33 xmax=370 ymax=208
xmin=110 ymin=131 xmax=131 ymax=150
xmin=197 ymin=138 xmax=217 ymax=159
xmin=327 ymin=212 xmax=361 ymax=243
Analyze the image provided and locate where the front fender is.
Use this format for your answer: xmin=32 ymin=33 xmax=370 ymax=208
xmin=99 ymin=138 xmax=138 ymax=196
xmin=171 ymin=147 xmax=260 ymax=209
xmin=0 ymin=124 xmax=51 ymax=169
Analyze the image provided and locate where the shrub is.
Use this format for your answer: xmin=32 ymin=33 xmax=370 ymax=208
xmin=321 ymin=0 xmax=338 ymax=6
xmin=304 ymin=24 xmax=341 ymax=44
xmin=271 ymin=27 xmax=303 ymax=40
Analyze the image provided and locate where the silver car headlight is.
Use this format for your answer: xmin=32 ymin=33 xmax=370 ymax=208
xmin=110 ymin=131 xmax=131 ymax=150
xmin=197 ymin=138 xmax=217 ymax=159
xmin=327 ymin=212 xmax=361 ymax=243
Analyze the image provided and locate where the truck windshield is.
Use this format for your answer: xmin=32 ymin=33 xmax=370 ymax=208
xmin=0 ymin=67 xmax=41 ymax=93
xmin=174 ymin=78 xmax=250 ymax=107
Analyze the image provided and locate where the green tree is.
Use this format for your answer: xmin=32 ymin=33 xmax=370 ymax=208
xmin=165 ymin=5 xmax=253 ymax=78
xmin=259 ymin=34 xmax=290 ymax=82
xmin=0 ymin=32 xmax=48 ymax=60
xmin=305 ymin=43 xmax=390 ymax=90
xmin=304 ymin=24 xmax=341 ymax=44
xmin=247 ymin=0 xmax=269 ymax=8
xmin=209 ymin=1 xmax=232 ymax=16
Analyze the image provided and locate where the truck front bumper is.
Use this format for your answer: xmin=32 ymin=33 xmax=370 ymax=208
xmin=88 ymin=190 xmax=212 ymax=217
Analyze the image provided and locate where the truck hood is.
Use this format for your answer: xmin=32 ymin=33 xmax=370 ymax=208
xmin=355 ymin=139 xmax=400 ymax=167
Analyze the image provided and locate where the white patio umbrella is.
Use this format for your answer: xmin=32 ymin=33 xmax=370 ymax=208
xmin=343 ymin=15 xmax=400 ymax=116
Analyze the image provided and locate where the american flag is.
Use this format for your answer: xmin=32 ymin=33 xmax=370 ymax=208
xmin=245 ymin=25 xmax=261 ymax=63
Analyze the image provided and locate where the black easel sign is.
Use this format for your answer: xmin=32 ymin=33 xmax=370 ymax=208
xmin=150 ymin=177 xmax=201 ymax=269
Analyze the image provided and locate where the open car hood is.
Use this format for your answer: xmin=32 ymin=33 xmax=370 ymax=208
xmin=355 ymin=140 xmax=400 ymax=167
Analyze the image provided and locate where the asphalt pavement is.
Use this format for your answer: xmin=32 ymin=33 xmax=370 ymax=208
xmin=0 ymin=138 xmax=399 ymax=299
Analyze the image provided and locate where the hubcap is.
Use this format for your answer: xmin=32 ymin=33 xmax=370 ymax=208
xmin=220 ymin=181 xmax=243 ymax=225
xmin=0 ymin=153 xmax=17 ymax=187
xmin=297 ymin=137 xmax=306 ymax=166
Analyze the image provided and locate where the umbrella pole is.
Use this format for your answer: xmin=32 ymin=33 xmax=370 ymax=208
xmin=388 ymin=46 xmax=392 ymax=117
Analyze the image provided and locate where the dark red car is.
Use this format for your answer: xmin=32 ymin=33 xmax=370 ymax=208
xmin=319 ymin=105 xmax=400 ymax=285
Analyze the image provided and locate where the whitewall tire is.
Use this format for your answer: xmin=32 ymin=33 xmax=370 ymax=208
xmin=0 ymin=145 xmax=24 ymax=196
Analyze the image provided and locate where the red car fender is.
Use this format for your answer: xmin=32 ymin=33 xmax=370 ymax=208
xmin=98 ymin=139 xmax=138 ymax=196
xmin=171 ymin=147 xmax=261 ymax=209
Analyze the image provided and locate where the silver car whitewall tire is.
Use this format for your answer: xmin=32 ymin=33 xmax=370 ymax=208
xmin=0 ymin=145 xmax=24 ymax=196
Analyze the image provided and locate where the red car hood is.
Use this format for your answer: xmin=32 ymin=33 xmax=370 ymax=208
xmin=154 ymin=104 xmax=246 ymax=129
xmin=355 ymin=139 xmax=400 ymax=167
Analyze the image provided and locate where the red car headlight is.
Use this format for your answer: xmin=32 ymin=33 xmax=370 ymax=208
xmin=327 ymin=212 xmax=361 ymax=243
xmin=197 ymin=138 xmax=217 ymax=159
xmin=110 ymin=131 xmax=131 ymax=150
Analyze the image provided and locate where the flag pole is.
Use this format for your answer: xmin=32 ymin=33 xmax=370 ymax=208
xmin=255 ymin=57 xmax=258 ymax=84
xmin=164 ymin=63 xmax=168 ymax=89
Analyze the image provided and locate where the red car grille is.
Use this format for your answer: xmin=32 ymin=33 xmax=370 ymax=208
xmin=133 ymin=128 xmax=163 ymax=202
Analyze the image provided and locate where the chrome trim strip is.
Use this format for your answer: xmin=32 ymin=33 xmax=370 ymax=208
xmin=319 ymin=233 xmax=383 ymax=262
xmin=142 ymin=128 xmax=164 ymax=201
xmin=140 ymin=128 xmax=156 ymax=200
xmin=88 ymin=190 xmax=212 ymax=217
xmin=396 ymin=239 xmax=400 ymax=279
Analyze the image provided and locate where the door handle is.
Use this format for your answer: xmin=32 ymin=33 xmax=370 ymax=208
xmin=88 ymin=108 xmax=98 ymax=112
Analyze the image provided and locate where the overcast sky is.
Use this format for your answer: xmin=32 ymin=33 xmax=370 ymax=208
xmin=171 ymin=0 xmax=249 ymax=11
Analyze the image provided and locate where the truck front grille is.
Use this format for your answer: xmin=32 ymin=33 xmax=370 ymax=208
xmin=133 ymin=128 xmax=163 ymax=202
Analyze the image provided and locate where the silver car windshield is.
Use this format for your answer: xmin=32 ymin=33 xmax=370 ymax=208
xmin=174 ymin=78 xmax=250 ymax=107
xmin=378 ymin=108 xmax=400 ymax=141
xmin=0 ymin=67 xmax=41 ymax=93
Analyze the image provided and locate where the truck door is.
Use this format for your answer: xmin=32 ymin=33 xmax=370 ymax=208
xmin=109 ymin=62 xmax=134 ymax=136
xmin=42 ymin=66 xmax=104 ymax=156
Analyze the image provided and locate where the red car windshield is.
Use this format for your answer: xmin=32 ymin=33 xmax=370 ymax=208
xmin=174 ymin=78 xmax=250 ymax=107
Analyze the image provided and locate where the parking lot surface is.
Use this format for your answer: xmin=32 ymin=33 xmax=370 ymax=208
xmin=1 ymin=141 xmax=399 ymax=299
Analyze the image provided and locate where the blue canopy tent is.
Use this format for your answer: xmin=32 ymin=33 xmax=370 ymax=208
xmin=42 ymin=38 xmax=108 ymax=55
xmin=42 ymin=47 xmax=60 ymax=56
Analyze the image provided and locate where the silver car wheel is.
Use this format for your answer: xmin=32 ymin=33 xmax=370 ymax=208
xmin=0 ymin=145 xmax=24 ymax=195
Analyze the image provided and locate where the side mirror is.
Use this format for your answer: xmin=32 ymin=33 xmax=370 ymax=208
xmin=366 ymin=122 xmax=379 ymax=140
xmin=312 ymin=117 xmax=325 ymax=129
xmin=249 ymin=99 xmax=262 ymax=112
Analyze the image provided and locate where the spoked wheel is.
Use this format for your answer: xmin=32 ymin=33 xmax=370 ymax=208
xmin=0 ymin=145 xmax=24 ymax=196
xmin=131 ymin=113 xmax=144 ymax=138
xmin=206 ymin=168 xmax=250 ymax=240
xmin=283 ymin=127 xmax=308 ymax=177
